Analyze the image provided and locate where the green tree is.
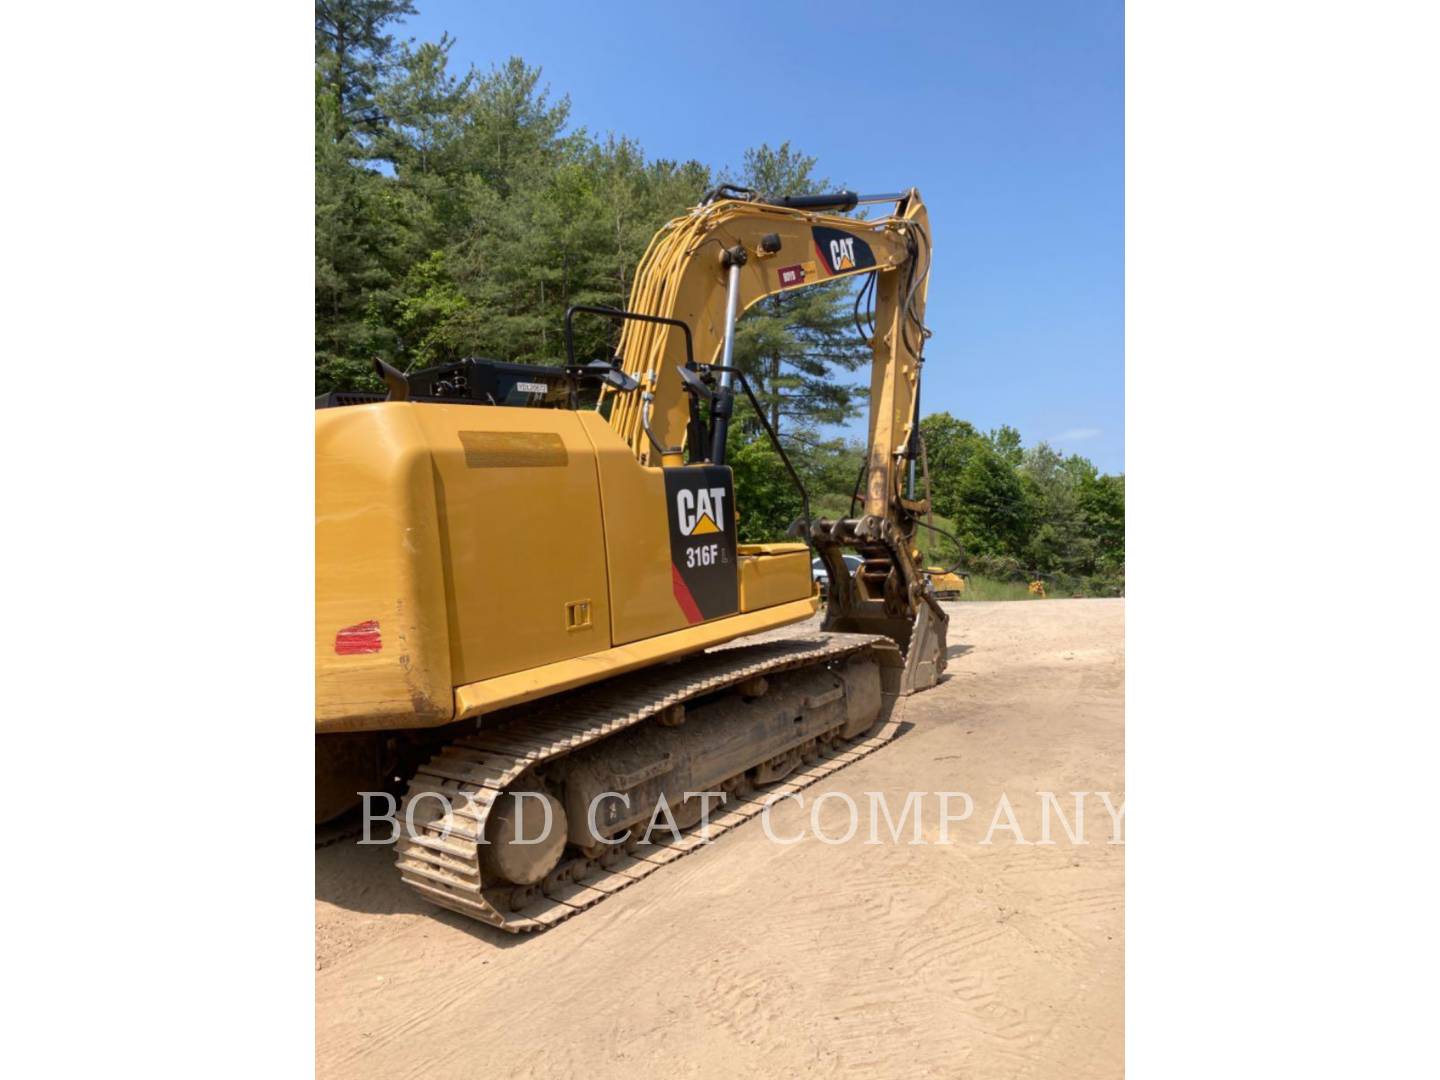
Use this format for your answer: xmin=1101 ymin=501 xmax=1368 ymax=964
xmin=1077 ymin=473 xmax=1125 ymax=575
xmin=919 ymin=412 xmax=984 ymax=520
xmin=987 ymin=424 xmax=1025 ymax=468
xmin=953 ymin=444 xmax=1036 ymax=557
xmin=315 ymin=0 xmax=427 ymax=390
xmin=315 ymin=0 xmax=417 ymax=154
xmin=316 ymin=79 xmax=423 ymax=389
xmin=727 ymin=436 xmax=802 ymax=543
xmin=1017 ymin=443 xmax=1079 ymax=573
xmin=375 ymin=35 xmax=472 ymax=179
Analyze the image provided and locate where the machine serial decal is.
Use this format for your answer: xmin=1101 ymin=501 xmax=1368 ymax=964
xmin=663 ymin=467 xmax=738 ymax=623
xmin=812 ymin=226 xmax=877 ymax=276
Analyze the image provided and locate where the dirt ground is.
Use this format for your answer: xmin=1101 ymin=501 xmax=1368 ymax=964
xmin=316 ymin=598 xmax=1124 ymax=1078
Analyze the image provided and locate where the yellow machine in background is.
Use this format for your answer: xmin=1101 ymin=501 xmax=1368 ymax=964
xmin=926 ymin=567 xmax=968 ymax=600
xmin=317 ymin=187 xmax=946 ymax=931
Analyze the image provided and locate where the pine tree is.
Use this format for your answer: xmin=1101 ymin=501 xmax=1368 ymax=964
xmin=315 ymin=0 xmax=424 ymax=390
xmin=315 ymin=0 xmax=418 ymax=154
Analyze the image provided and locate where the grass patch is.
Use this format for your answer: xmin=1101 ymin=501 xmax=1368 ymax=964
xmin=955 ymin=575 xmax=1046 ymax=601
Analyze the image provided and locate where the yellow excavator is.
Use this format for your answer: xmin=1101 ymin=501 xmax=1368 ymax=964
xmin=316 ymin=186 xmax=946 ymax=931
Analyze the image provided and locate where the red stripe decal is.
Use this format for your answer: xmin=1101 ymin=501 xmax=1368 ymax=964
xmin=670 ymin=564 xmax=704 ymax=624
xmin=335 ymin=619 xmax=382 ymax=655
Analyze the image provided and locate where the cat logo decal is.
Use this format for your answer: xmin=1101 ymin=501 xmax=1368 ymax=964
xmin=812 ymin=226 xmax=877 ymax=276
xmin=675 ymin=485 xmax=727 ymax=536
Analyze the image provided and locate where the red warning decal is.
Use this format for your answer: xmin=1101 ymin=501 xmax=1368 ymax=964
xmin=670 ymin=564 xmax=704 ymax=624
xmin=335 ymin=620 xmax=382 ymax=655
xmin=776 ymin=263 xmax=806 ymax=288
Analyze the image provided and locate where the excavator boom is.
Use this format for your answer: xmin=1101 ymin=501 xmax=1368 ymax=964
xmin=596 ymin=188 xmax=946 ymax=690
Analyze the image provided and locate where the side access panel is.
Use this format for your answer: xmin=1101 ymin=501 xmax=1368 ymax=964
xmin=738 ymin=543 xmax=815 ymax=612
xmin=580 ymin=413 xmax=739 ymax=645
xmin=414 ymin=405 xmax=611 ymax=684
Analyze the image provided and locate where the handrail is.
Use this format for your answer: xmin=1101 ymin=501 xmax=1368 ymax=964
xmin=700 ymin=364 xmax=812 ymax=549
xmin=564 ymin=304 xmax=702 ymax=460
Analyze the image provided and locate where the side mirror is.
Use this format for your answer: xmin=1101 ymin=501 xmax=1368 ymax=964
xmin=676 ymin=365 xmax=715 ymax=401
xmin=586 ymin=359 xmax=639 ymax=393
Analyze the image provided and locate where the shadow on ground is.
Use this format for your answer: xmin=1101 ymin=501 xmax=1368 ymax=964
xmin=315 ymin=833 xmax=527 ymax=949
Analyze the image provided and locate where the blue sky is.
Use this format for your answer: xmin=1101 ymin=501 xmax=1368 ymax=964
xmin=398 ymin=0 xmax=1124 ymax=473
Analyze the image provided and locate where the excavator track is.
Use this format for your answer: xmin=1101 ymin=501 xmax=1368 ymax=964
xmin=394 ymin=632 xmax=910 ymax=932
